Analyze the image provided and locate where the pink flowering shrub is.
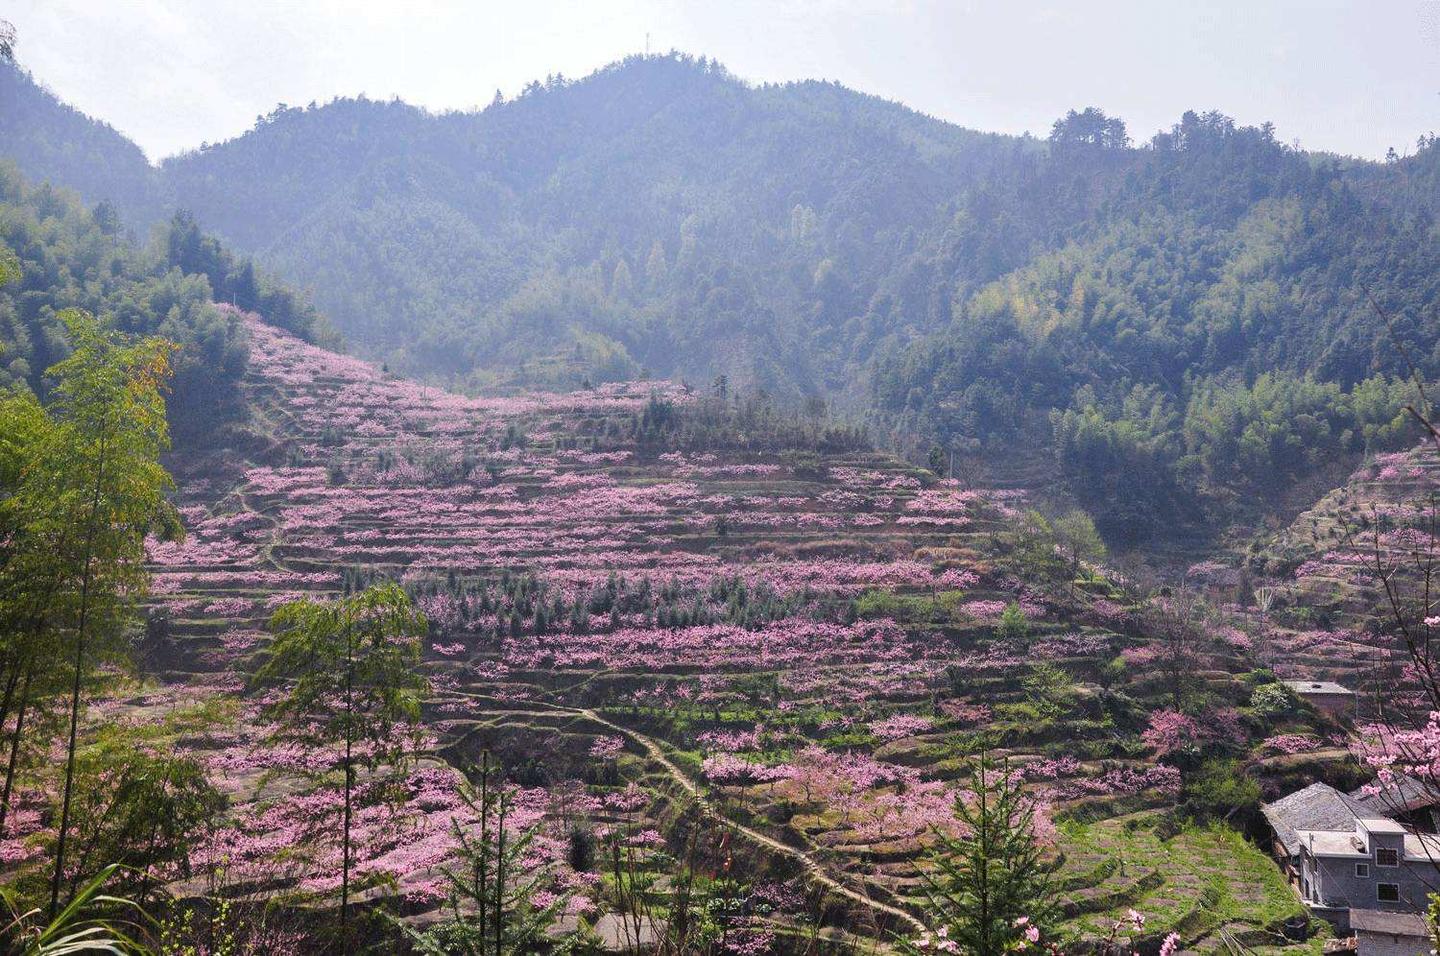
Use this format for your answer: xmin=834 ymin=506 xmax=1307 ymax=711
xmin=868 ymin=714 xmax=934 ymax=741
xmin=1260 ymin=734 xmax=1321 ymax=756
xmin=1142 ymin=707 xmax=1245 ymax=757
xmin=589 ymin=736 xmax=625 ymax=759
xmin=961 ymin=600 xmax=1009 ymax=620
xmin=1050 ymin=765 xmax=1182 ymax=800
xmin=1141 ymin=710 xmax=1200 ymax=756
xmin=697 ymin=725 xmax=765 ymax=753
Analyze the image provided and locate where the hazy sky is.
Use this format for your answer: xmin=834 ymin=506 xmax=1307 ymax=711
xmin=7 ymin=1 xmax=1440 ymax=162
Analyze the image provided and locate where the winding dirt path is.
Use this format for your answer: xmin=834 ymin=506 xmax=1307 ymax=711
xmin=450 ymin=694 xmax=926 ymax=934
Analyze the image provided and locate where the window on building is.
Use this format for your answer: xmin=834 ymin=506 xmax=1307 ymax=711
xmin=1378 ymin=883 xmax=1401 ymax=903
xmin=1377 ymin=847 xmax=1400 ymax=867
xmin=1355 ymin=862 xmax=1370 ymax=878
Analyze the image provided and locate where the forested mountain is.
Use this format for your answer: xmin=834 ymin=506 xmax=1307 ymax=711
xmin=0 ymin=161 xmax=331 ymax=440
xmin=1 ymin=54 xmax=1040 ymax=393
xmin=875 ymin=112 xmax=1438 ymax=541
xmin=3 ymin=52 xmax=1438 ymax=545
xmin=0 ymin=60 xmax=161 ymax=229
xmin=13 ymin=20 xmax=1440 ymax=953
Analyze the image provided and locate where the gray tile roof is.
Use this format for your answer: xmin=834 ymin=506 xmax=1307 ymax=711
xmin=1262 ymin=782 xmax=1368 ymax=856
xmin=1349 ymin=908 xmax=1428 ymax=937
xmin=1349 ymin=774 xmax=1440 ymax=816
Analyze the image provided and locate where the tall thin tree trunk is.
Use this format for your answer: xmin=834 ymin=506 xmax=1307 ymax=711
xmin=50 ymin=574 xmax=91 ymax=918
xmin=50 ymin=432 xmax=107 ymax=919
xmin=2 ymin=552 xmax=71 ymax=836
xmin=0 ymin=656 xmax=20 ymax=752
xmin=0 ymin=660 xmax=33 ymax=836
xmin=0 ymin=657 xmax=21 ymax=822
xmin=978 ymin=760 xmax=992 ymax=956
xmin=341 ymin=621 xmax=354 ymax=939
xmin=136 ymin=759 xmax=172 ymax=905
xmin=495 ymin=793 xmax=508 ymax=955
xmin=477 ymin=751 xmax=489 ymax=946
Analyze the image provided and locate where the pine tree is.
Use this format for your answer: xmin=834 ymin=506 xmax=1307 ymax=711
xmin=397 ymin=753 xmax=572 ymax=955
xmin=902 ymin=752 xmax=1057 ymax=956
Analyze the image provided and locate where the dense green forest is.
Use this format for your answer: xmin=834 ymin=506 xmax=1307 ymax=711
xmin=1 ymin=53 xmax=1035 ymax=392
xmin=3 ymin=53 xmax=1436 ymax=543
xmin=0 ymin=162 xmax=332 ymax=439
xmin=874 ymin=111 xmax=1435 ymax=541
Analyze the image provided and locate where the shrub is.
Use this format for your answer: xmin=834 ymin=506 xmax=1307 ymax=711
xmin=1248 ymin=682 xmax=1296 ymax=719
xmin=999 ymin=602 xmax=1029 ymax=641
xmin=1182 ymin=758 xmax=1261 ymax=823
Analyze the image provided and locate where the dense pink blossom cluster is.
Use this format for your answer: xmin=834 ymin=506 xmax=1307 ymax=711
xmin=868 ymin=713 xmax=935 ymax=741
xmin=1023 ymin=756 xmax=1083 ymax=780
xmin=961 ymin=600 xmax=1010 ymax=620
xmin=1141 ymin=708 xmax=1245 ymax=757
xmin=589 ymin=735 xmax=625 ymax=759
xmin=1259 ymin=734 xmax=1322 ymax=756
xmin=1031 ymin=633 xmax=1113 ymax=659
xmin=1048 ymin=765 xmax=1181 ymax=801
xmin=1141 ymin=710 xmax=1200 ymax=756
xmin=506 ymin=618 xmax=913 ymax=671
xmin=697 ymin=726 xmax=765 ymax=753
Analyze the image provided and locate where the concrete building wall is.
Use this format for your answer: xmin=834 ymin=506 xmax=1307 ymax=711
xmin=1355 ymin=928 xmax=1429 ymax=956
xmin=1301 ymin=691 xmax=1355 ymax=717
xmin=1300 ymin=831 xmax=1433 ymax=916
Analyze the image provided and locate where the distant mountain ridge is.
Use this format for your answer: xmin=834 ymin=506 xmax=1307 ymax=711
xmin=0 ymin=54 xmax=1035 ymax=388
xmin=5 ymin=51 xmax=1440 ymax=547
xmin=0 ymin=59 xmax=161 ymax=227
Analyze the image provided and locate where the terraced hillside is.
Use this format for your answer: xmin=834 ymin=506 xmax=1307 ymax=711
xmin=1192 ymin=442 xmax=1440 ymax=705
xmin=2 ymin=308 xmax=1334 ymax=951
xmin=1157 ymin=441 xmax=1440 ymax=835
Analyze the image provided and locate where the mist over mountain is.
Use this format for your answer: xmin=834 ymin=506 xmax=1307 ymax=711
xmin=4 ymin=51 xmax=1439 ymax=544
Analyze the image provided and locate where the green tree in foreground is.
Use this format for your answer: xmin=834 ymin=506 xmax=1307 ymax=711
xmin=254 ymin=582 xmax=428 ymax=937
xmin=21 ymin=311 xmax=177 ymax=919
xmin=0 ymin=387 xmax=60 ymax=840
xmin=902 ymin=753 xmax=1057 ymax=956
xmin=61 ymin=727 xmax=224 ymax=904
xmin=398 ymin=753 xmax=574 ymax=955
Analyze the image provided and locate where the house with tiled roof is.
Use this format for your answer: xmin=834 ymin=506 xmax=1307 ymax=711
xmin=1348 ymin=774 xmax=1440 ymax=832
xmin=1296 ymin=815 xmax=1440 ymax=930
xmin=1347 ymin=908 xmax=1429 ymax=956
xmin=1263 ymin=782 xmax=1370 ymax=880
xmin=1264 ymin=782 xmax=1440 ymax=931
